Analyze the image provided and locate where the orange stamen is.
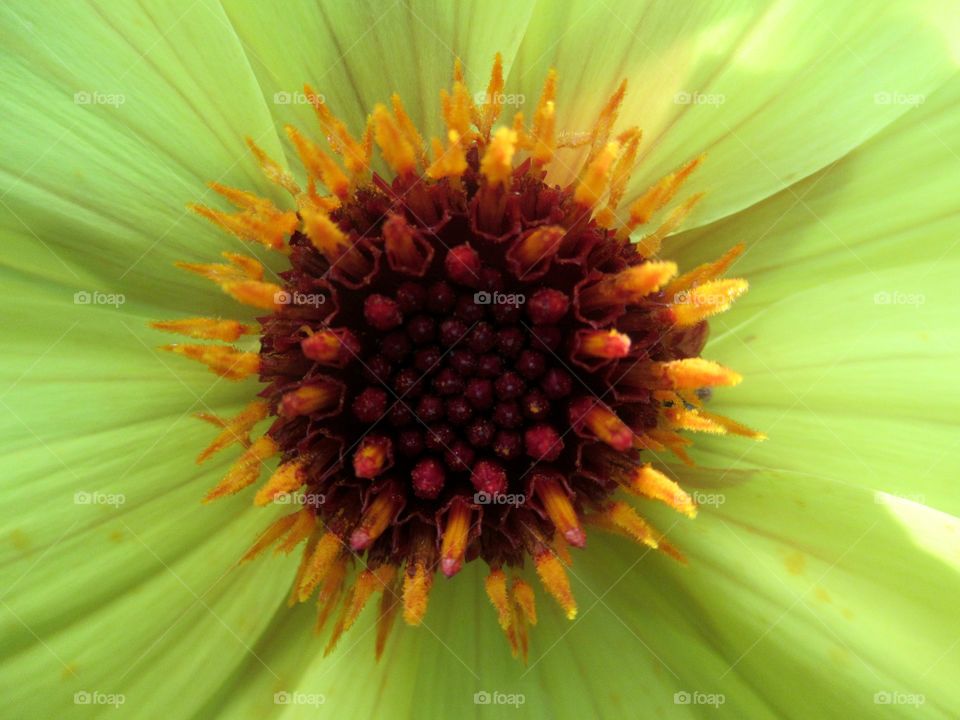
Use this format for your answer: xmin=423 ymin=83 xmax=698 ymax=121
xmin=372 ymin=104 xmax=417 ymax=176
xmin=150 ymin=317 xmax=255 ymax=342
xmin=574 ymin=141 xmax=620 ymax=210
xmin=254 ymin=457 xmax=308 ymax=506
xmin=536 ymin=475 xmax=586 ymax=548
xmin=203 ymin=435 xmax=278 ymax=502
xmin=196 ymin=399 xmax=268 ymax=463
xmin=635 ymin=192 xmax=704 ymax=257
xmin=670 ymin=278 xmax=748 ymax=326
xmin=439 ymin=498 xmax=472 ymax=578
xmin=534 ymin=549 xmax=577 ymax=619
xmin=279 ymin=382 xmax=340 ymax=418
xmin=286 ymin=125 xmax=351 ymax=199
xmin=623 ymin=465 xmax=697 ymax=518
xmin=577 ymin=329 xmax=631 ymax=360
xmin=480 ymin=126 xmax=517 ymax=187
xmin=160 ymin=344 xmax=259 ymax=380
xmin=298 ymin=531 xmax=344 ymax=602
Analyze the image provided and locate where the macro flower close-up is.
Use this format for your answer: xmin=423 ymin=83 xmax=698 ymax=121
xmin=2 ymin=1 xmax=960 ymax=718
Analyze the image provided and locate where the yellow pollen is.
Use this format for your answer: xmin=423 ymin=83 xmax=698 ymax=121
xmin=605 ymin=501 xmax=660 ymax=549
xmin=299 ymin=195 xmax=351 ymax=261
xmin=189 ymin=183 xmax=296 ymax=253
xmin=276 ymin=508 xmax=317 ymax=554
xmin=254 ymin=457 xmax=308 ymax=506
xmin=150 ymin=317 xmax=255 ymax=342
xmin=203 ymin=435 xmax=278 ymax=503
xmin=160 ymin=344 xmax=259 ymax=381
xmin=664 ymin=242 xmax=745 ymax=297
xmin=350 ymin=488 xmax=401 ymax=550
xmin=657 ymin=358 xmax=742 ymax=389
xmin=240 ymin=511 xmax=300 ymax=564
xmin=478 ymin=52 xmax=505 ymax=136
xmin=574 ymin=141 xmax=620 ymax=210
xmin=635 ymin=192 xmax=704 ymax=257
xmin=625 ymin=465 xmax=697 ymax=518
xmin=298 ymin=531 xmax=344 ymax=602
xmin=245 ymin=137 xmax=300 ymax=196
xmin=391 ymin=93 xmax=427 ymax=167
xmin=480 ymin=126 xmax=517 ymax=187
xmin=512 ymin=578 xmax=537 ymax=625
xmin=372 ymin=104 xmax=417 ymax=176
xmin=440 ymin=79 xmax=474 ymax=138
xmin=530 ymin=69 xmax=557 ymax=166
xmin=534 ymin=550 xmax=577 ymax=619
xmin=195 ymin=399 xmax=268 ymax=463
xmin=402 ymin=561 xmax=432 ymax=626
xmin=426 ymin=130 xmax=468 ymax=180
xmin=220 ymin=279 xmax=285 ymax=310
xmin=536 ymin=475 xmax=586 ymax=547
xmin=286 ymin=125 xmax=351 ymax=200
xmin=670 ymin=278 xmax=749 ymax=326
xmin=304 ymin=84 xmax=369 ymax=175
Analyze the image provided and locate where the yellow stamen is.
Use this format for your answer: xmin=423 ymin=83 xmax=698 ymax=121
xmin=534 ymin=550 xmax=577 ymax=619
xmin=578 ymin=329 xmax=631 ymax=360
xmin=314 ymin=555 xmax=348 ymax=634
xmin=298 ymin=531 xmax=344 ymax=602
xmin=656 ymin=358 xmax=742 ymax=389
xmin=203 ymin=435 xmax=278 ymax=502
xmin=196 ymin=399 xmax=269 ymax=463
xmin=635 ymin=192 xmax=704 ymax=257
xmin=574 ymin=141 xmax=620 ymax=210
xmin=402 ymin=561 xmax=432 ymax=626
xmin=509 ymin=225 xmax=566 ymax=272
xmin=189 ymin=183 xmax=296 ymax=253
xmin=620 ymin=154 xmax=705 ymax=238
xmin=480 ymin=127 xmax=517 ymax=187
xmin=530 ymin=70 xmax=557 ymax=166
xmin=245 ymin=137 xmax=300 ymax=196
xmin=150 ymin=317 xmax=255 ymax=342
xmin=664 ymin=243 xmax=745 ymax=297
xmin=439 ymin=499 xmax=472 ymax=577
xmin=276 ymin=508 xmax=317 ymax=554
xmin=221 ymin=279 xmax=285 ymax=310
xmin=372 ymin=104 xmax=417 ymax=176
xmin=596 ymin=127 xmax=643 ymax=226
xmin=623 ymin=465 xmax=697 ymax=518
xmin=426 ymin=130 xmax=468 ymax=180
xmin=579 ymin=261 xmax=677 ymax=309
xmin=175 ymin=253 xmax=263 ymax=284
xmin=375 ymin=574 xmax=402 ymax=660
xmin=695 ymin=409 xmax=767 ymax=441
xmin=279 ymin=382 xmax=340 ymax=418
xmin=478 ymin=52 xmax=505 ymax=137
xmin=578 ymin=402 xmax=633 ymax=451
xmin=512 ymin=578 xmax=537 ymax=625
xmin=286 ymin=125 xmax=351 ymax=199
xmin=349 ymin=486 xmax=402 ymax=550
xmin=586 ymin=80 xmax=627 ymax=166
xmin=605 ymin=501 xmax=659 ymax=548
xmin=299 ymin=195 xmax=352 ymax=262
xmin=160 ymin=344 xmax=259 ymax=380
xmin=240 ymin=511 xmax=300 ymax=564
xmin=391 ymin=94 xmax=426 ymax=167
xmin=670 ymin=278 xmax=748 ymax=326
xmin=440 ymin=80 xmax=473 ymax=138
xmin=536 ymin=475 xmax=586 ymax=547
xmin=304 ymin=84 xmax=369 ymax=175
xmin=254 ymin=457 xmax=308 ymax=506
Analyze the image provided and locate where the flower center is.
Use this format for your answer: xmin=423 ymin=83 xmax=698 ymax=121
xmin=154 ymin=54 xmax=763 ymax=661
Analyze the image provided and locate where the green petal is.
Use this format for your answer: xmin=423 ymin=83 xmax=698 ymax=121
xmin=509 ymin=0 xmax=960 ymax=224
xmin=669 ymin=72 xmax=960 ymax=515
xmin=221 ymin=0 xmax=538 ymax=168
xmin=0 ymin=280 xmax=292 ymax=716
xmin=0 ymin=0 xmax=289 ymax=313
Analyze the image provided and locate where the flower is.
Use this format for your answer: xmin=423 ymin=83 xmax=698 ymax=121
xmin=2 ymin=2 xmax=959 ymax=719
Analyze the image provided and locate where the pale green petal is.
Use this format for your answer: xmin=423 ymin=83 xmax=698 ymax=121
xmin=0 ymin=274 xmax=291 ymax=717
xmin=0 ymin=0 xmax=289 ymax=312
xmin=221 ymin=0 xmax=538 ymax=170
xmin=509 ymin=0 xmax=960 ymax=225
xmin=669 ymin=72 xmax=960 ymax=515
xmin=191 ymin=473 xmax=960 ymax=719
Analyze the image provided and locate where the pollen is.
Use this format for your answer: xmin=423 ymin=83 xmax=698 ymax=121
xmin=157 ymin=54 xmax=762 ymax=662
